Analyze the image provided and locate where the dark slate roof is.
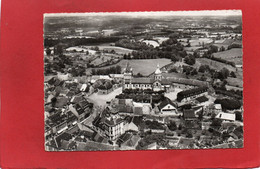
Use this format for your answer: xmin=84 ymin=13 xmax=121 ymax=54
xmin=167 ymin=77 xmax=208 ymax=86
xmin=55 ymin=132 xmax=73 ymax=147
xmin=131 ymin=78 xmax=153 ymax=84
xmin=196 ymin=96 xmax=209 ymax=103
xmin=118 ymin=105 xmax=133 ymax=113
xmin=178 ymin=86 xmax=208 ymax=97
xmin=93 ymin=108 xmax=124 ymax=128
xmin=71 ymin=95 xmax=85 ymax=104
xmin=183 ymin=109 xmax=196 ymax=119
xmin=54 ymin=97 xmax=69 ymax=108
xmin=96 ymin=79 xmax=113 ymax=90
xmin=160 ymin=79 xmax=171 ymax=85
xmin=117 ymin=133 xmax=133 ymax=145
xmin=158 ymin=97 xmax=176 ymax=110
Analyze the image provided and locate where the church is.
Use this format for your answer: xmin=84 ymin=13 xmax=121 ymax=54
xmin=122 ymin=63 xmax=174 ymax=92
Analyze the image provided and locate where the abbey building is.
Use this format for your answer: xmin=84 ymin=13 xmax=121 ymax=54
xmin=122 ymin=63 xmax=173 ymax=92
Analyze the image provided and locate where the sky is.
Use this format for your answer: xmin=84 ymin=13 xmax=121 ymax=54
xmin=45 ymin=10 xmax=242 ymax=18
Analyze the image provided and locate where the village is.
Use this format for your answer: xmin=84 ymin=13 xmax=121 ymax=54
xmin=44 ymin=13 xmax=243 ymax=151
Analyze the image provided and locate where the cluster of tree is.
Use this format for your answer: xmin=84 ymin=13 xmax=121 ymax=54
xmin=214 ymin=98 xmax=242 ymax=110
xmin=213 ymin=67 xmax=230 ymax=80
xmin=137 ymin=133 xmax=165 ymax=150
xmin=116 ymin=93 xmax=165 ymax=104
xmin=91 ymin=65 xmax=121 ymax=75
xmin=184 ymin=55 xmax=196 ymax=65
xmin=69 ymin=66 xmax=86 ymax=77
xmin=227 ymin=43 xmax=242 ymax=50
xmin=219 ymin=46 xmax=226 ymax=52
xmin=235 ymin=111 xmax=243 ymax=121
xmin=45 ymin=47 xmax=52 ymax=55
xmin=167 ymin=121 xmax=177 ymax=131
xmin=208 ymin=45 xmax=219 ymax=54
xmin=120 ymin=36 xmax=187 ymax=62
xmin=44 ymin=36 xmax=120 ymax=47
xmin=215 ymin=89 xmax=243 ymax=100
xmin=44 ymin=54 xmax=73 ymax=75
xmin=198 ymin=65 xmax=211 ymax=73
xmin=131 ymin=50 xmax=158 ymax=59
xmin=208 ymin=56 xmax=236 ymax=67
xmin=182 ymin=65 xmax=198 ymax=76
xmin=145 ymin=120 xmax=165 ymax=130
xmin=115 ymin=39 xmax=151 ymax=50
xmin=168 ymin=67 xmax=178 ymax=73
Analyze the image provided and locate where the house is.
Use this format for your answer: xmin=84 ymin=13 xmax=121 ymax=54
xmin=79 ymin=83 xmax=89 ymax=92
xmin=118 ymin=99 xmax=134 ymax=113
xmin=123 ymin=63 xmax=173 ymax=92
xmin=70 ymin=95 xmax=85 ymax=104
xmin=91 ymin=75 xmax=112 ymax=83
xmin=214 ymin=104 xmax=222 ymax=113
xmin=109 ymin=74 xmax=124 ymax=83
xmin=158 ymin=98 xmax=179 ymax=116
xmin=177 ymin=86 xmax=208 ymax=102
xmin=144 ymin=142 xmax=157 ymax=150
xmin=215 ymin=112 xmax=235 ymax=121
xmin=93 ymin=108 xmax=126 ymax=141
xmin=183 ymin=109 xmax=197 ymax=120
xmin=68 ymin=102 xmax=91 ymax=121
xmin=94 ymin=79 xmax=113 ymax=95
xmin=54 ymin=132 xmax=73 ymax=150
xmin=132 ymin=101 xmax=153 ymax=115
xmin=54 ymin=97 xmax=69 ymax=108
xmin=117 ymin=133 xmax=141 ymax=149
xmin=192 ymin=106 xmax=204 ymax=117
xmin=195 ymin=95 xmax=209 ymax=103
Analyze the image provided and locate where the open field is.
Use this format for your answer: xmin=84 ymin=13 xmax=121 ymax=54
xmin=213 ymin=48 xmax=243 ymax=65
xmin=142 ymin=40 xmax=160 ymax=47
xmin=226 ymin=77 xmax=243 ymax=88
xmin=90 ymin=59 xmax=172 ymax=76
xmin=154 ymin=37 xmax=169 ymax=44
xmin=184 ymin=46 xmax=202 ymax=51
xmin=189 ymin=38 xmax=213 ymax=47
xmin=66 ymin=47 xmax=97 ymax=55
xmin=194 ymin=58 xmax=236 ymax=72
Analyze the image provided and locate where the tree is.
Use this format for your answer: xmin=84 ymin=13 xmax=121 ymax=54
xmin=220 ymin=67 xmax=230 ymax=79
xmin=94 ymin=46 xmax=99 ymax=51
xmin=178 ymin=124 xmax=183 ymax=130
xmin=54 ymin=44 xmax=63 ymax=55
xmin=220 ymin=46 xmax=225 ymax=52
xmin=210 ymin=119 xmax=222 ymax=128
xmin=186 ymin=130 xmax=193 ymax=138
xmin=46 ymin=47 xmax=51 ymax=56
xmin=168 ymin=121 xmax=177 ymax=131
xmin=214 ymin=98 xmax=242 ymax=110
xmin=209 ymin=45 xmax=218 ymax=53
xmin=235 ymin=111 xmax=243 ymax=121
xmin=190 ymin=69 xmax=198 ymax=75
xmin=184 ymin=55 xmax=196 ymax=65
xmin=230 ymin=71 xmax=236 ymax=78
xmin=198 ymin=65 xmax=206 ymax=73
xmin=136 ymin=73 xmax=143 ymax=77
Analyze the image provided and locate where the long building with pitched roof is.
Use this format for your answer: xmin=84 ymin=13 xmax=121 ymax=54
xmin=122 ymin=63 xmax=173 ymax=92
